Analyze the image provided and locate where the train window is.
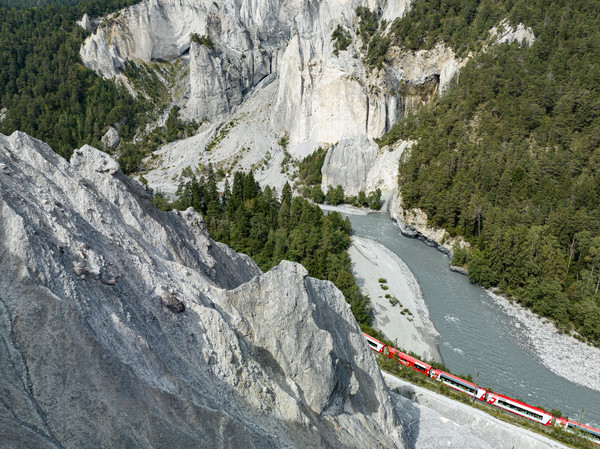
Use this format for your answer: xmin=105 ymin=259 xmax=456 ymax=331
xmin=414 ymin=363 xmax=426 ymax=371
xmin=440 ymin=374 xmax=475 ymax=394
xmin=569 ymin=424 xmax=600 ymax=441
xmin=497 ymin=399 xmax=543 ymax=421
xmin=367 ymin=341 xmax=377 ymax=348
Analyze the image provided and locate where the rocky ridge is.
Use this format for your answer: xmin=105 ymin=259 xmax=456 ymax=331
xmin=80 ymin=0 xmax=463 ymax=193
xmin=0 ymin=131 xmax=403 ymax=448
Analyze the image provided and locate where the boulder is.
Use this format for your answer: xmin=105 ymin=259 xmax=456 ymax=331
xmin=101 ymin=126 xmax=120 ymax=149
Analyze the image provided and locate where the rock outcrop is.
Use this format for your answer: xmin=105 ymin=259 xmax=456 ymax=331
xmin=101 ymin=126 xmax=120 ymax=149
xmin=488 ymin=19 xmax=535 ymax=47
xmin=80 ymin=0 xmax=461 ymax=190
xmin=0 ymin=131 xmax=403 ymax=448
xmin=321 ymin=135 xmax=379 ymax=196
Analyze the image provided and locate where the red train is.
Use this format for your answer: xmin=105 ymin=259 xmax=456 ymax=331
xmin=363 ymin=332 xmax=600 ymax=445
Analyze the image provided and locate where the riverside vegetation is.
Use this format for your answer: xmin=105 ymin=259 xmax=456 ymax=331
xmin=152 ymin=169 xmax=379 ymax=335
xmin=296 ymin=148 xmax=383 ymax=209
xmin=374 ymin=0 xmax=600 ymax=346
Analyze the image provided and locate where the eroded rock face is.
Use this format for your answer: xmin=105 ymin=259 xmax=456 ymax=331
xmin=321 ymin=135 xmax=379 ymax=196
xmin=187 ymin=39 xmax=273 ymax=120
xmin=0 ymin=131 xmax=403 ymax=449
xmin=80 ymin=0 xmax=457 ymax=145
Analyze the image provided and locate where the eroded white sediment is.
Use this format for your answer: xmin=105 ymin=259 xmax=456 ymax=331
xmin=319 ymin=204 xmax=370 ymax=216
xmin=320 ymin=204 xmax=441 ymax=361
xmin=486 ymin=291 xmax=600 ymax=393
xmin=349 ymin=236 xmax=442 ymax=363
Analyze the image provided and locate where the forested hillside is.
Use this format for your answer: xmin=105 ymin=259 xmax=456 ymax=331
xmin=381 ymin=0 xmax=600 ymax=344
xmin=152 ymin=169 xmax=375 ymax=332
xmin=0 ymin=0 xmax=139 ymax=157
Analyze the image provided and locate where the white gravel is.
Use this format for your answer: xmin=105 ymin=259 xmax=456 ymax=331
xmin=319 ymin=203 xmax=370 ymax=216
xmin=320 ymin=204 xmax=441 ymax=361
xmin=349 ymin=236 xmax=442 ymax=363
xmin=486 ymin=290 xmax=600 ymax=393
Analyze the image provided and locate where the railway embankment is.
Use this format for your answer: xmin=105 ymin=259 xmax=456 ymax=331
xmin=383 ymin=371 xmax=571 ymax=449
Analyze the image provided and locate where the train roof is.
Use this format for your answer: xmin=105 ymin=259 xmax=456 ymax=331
xmin=362 ymin=332 xmax=385 ymax=346
xmin=435 ymin=370 xmax=481 ymax=390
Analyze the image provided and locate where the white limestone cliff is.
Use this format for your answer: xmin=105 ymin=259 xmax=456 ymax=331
xmin=80 ymin=0 xmax=461 ymax=189
xmin=80 ymin=1 xmax=534 ymax=253
xmin=0 ymin=131 xmax=404 ymax=448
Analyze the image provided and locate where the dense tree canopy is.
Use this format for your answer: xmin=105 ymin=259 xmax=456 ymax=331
xmin=381 ymin=0 xmax=600 ymax=344
xmin=0 ymin=0 xmax=140 ymax=158
xmin=153 ymin=169 xmax=375 ymax=331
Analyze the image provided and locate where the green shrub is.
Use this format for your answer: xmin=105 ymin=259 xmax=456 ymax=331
xmin=332 ymin=24 xmax=352 ymax=55
xmin=325 ymin=185 xmax=345 ymax=205
xmin=191 ymin=33 xmax=215 ymax=50
xmin=298 ymin=147 xmax=327 ymax=186
xmin=310 ymin=185 xmax=325 ymax=203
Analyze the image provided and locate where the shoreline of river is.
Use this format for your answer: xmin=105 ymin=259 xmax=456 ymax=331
xmin=391 ymin=207 xmax=600 ymax=396
xmin=320 ymin=204 xmax=442 ymax=362
xmin=349 ymin=236 xmax=442 ymax=363
xmin=485 ymin=290 xmax=600 ymax=394
xmin=324 ymin=204 xmax=600 ymax=397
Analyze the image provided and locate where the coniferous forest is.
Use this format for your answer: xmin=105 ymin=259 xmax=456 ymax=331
xmin=152 ymin=169 xmax=375 ymax=332
xmin=380 ymin=0 xmax=600 ymax=344
xmin=0 ymin=0 xmax=139 ymax=158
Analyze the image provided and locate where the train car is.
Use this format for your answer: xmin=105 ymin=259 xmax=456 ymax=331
xmin=362 ymin=333 xmax=432 ymax=375
xmin=363 ymin=333 xmax=386 ymax=353
xmin=387 ymin=346 xmax=432 ymax=376
xmin=429 ymin=368 xmax=487 ymax=400
xmin=363 ymin=333 xmax=599 ymax=446
xmin=555 ymin=418 xmax=600 ymax=446
xmin=485 ymin=392 xmax=553 ymax=426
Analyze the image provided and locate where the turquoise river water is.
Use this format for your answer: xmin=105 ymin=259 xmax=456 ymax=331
xmin=344 ymin=211 xmax=600 ymax=428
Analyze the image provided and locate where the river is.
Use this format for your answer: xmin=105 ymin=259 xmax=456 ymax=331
xmin=343 ymin=210 xmax=600 ymax=428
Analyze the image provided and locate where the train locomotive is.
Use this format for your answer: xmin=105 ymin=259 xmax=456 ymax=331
xmin=363 ymin=332 xmax=600 ymax=446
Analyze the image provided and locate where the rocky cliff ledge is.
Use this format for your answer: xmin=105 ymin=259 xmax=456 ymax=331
xmin=80 ymin=0 xmax=464 ymax=190
xmin=0 ymin=131 xmax=403 ymax=448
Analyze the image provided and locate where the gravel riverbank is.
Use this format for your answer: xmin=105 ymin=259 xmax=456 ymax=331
xmin=487 ymin=290 xmax=600 ymax=394
xmin=349 ymin=236 xmax=442 ymax=363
